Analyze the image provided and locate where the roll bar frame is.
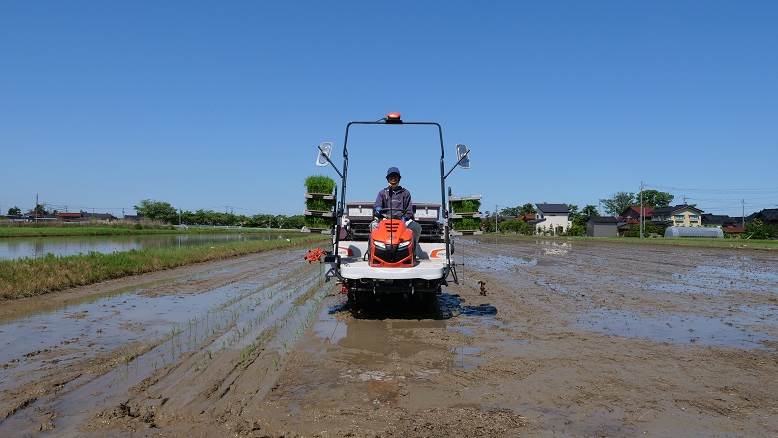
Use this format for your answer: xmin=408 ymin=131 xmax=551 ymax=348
xmin=322 ymin=116 xmax=463 ymax=283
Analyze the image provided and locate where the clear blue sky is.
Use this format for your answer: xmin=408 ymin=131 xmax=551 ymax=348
xmin=2 ymin=1 xmax=777 ymax=217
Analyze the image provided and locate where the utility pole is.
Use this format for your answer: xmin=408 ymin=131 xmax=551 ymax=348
xmin=35 ymin=193 xmax=39 ymax=222
xmin=639 ymin=181 xmax=644 ymax=239
xmin=741 ymin=199 xmax=745 ymax=229
xmin=495 ymin=204 xmax=498 ymax=233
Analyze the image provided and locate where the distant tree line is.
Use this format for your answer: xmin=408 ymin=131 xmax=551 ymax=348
xmin=481 ymin=203 xmax=600 ymax=236
xmin=599 ymin=190 xmax=674 ymax=215
xmin=134 ymin=200 xmax=305 ymax=229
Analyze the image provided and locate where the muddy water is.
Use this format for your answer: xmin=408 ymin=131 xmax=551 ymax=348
xmin=310 ymin=296 xmax=493 ymax=371
xmin=253 ymin=238 xmax=778 ymax=436
xmin=39 ymin=266 xmax=326 ymax=436
xmin=576 ymin=308 xmax=772 ymax=348
xmin=2 ymin=237 xmax=778 ymax=436
xmin=0 ymin=232 xmax=290 ymax=260
xmin=0 ymin=258 xmax=306 ymax=392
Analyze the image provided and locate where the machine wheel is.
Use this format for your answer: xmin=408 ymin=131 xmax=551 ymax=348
xmin=414 ymin=291 xmax=438 ymax=313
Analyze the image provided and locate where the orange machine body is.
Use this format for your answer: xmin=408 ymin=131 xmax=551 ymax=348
xmin=369 ymin=219 xmax=415 ymax=267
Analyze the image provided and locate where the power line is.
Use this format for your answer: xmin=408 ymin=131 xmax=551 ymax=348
xmin=646 ymin=183 xmax=778 ymax=194
xmin=685 ymin=195 xmax=778 ymax=202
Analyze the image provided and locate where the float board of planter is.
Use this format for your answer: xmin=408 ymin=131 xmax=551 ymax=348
xmin=448 ymin=195 xmax=482 ymax=202
xmin=304 ymin=210 xmax=334 ymax=218
xmin=450 ymin=230 xmax=483 ymax=236
xmin=450 ymin=212 xmax=481 ymax=219
xmin=305 ymin=193 xmax=336 ymax=200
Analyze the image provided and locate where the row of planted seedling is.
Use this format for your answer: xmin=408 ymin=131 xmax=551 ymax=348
xmin=127 ymin=262 xmax=319 ymax=376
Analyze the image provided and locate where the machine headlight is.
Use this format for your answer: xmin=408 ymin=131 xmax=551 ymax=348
xmin=398 ymin=241 xmax=411 ymax=248
xmin=374 ymin=241 xmax=386 ymax=249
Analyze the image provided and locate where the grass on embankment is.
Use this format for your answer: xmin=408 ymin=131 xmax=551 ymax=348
xmin=0 ymin=225 xmax=294 ymax=238
xmin=0 ymin=235 xmax=327 ymax=300
xmin=477 ymin=234 xmax=778 ymax=251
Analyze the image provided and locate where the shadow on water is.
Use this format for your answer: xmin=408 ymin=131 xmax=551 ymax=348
xmin=314 ymin=293 xmax=498 ymax=371
xmin=329 ymin=292 xmax=498 ymax=321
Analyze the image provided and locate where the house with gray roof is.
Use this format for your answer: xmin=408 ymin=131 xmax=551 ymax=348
xmin=534 ymin=203 xmax=571 ymax=235
xmin=651 ymin=204 xmax=704 ymax=227
xmin=586 ymin=216 xmax=619 ymax=237
xmin=748 ymin=208 xmax=778 ymax=226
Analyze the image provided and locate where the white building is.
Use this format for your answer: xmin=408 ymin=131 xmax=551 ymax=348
xmin=535 ymin=203 xmax=571 ymax=235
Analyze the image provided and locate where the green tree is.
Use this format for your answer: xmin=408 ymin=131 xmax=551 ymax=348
xmin=581 ymin=205 xmax=599 ymax=219
xmin=286 ymin=215 xmax=305 ymax=230
xmin=134 ymin=199 xmax=178 ymax=224
xmin=32 ymin=204 xmax=48 ymax=217
xmin=499 ymin=206 xmax=520 ymax=217
xmin=600 ymin=192 xmax=635 ymax=216
xmin=568 ymin=204 xmax=579 ymax=221
xmin=518 ymin=203 xmax=536 ymax=216
xmin=499 ymin=219 xmax=533 ymax=235
xmin=481 ymin=214 xmax=497 ymax=232
xmin=746 ymin=219 xmax=775 ymax=240
xmin=637 ymin=190 xmax=674 ymax=208
xmin=566 ymin=223 xmax=586 ymax=236
xmin=567 ymin=204 xmax=599 ymax=228
xmin=7 ymin=206 xmax=21 ymax=216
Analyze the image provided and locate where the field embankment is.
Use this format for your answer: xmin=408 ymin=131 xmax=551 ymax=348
xmin=0 ymin=224 xmax=295 ymax=238
xmin=0 ymin=234 xmax=326 ymax=300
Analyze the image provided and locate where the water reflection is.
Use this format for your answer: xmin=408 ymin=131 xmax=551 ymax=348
xmin=537 ymin=240 xmax=571 ymax=256
xmin=576 ymin=308 xmax=772 ymax=349
xmin=0 ymin=233 xmax=288 ymax=260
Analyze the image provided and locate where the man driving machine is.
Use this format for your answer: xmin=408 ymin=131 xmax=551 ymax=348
xmin=372 ymin=167 xmax=422 ymax=252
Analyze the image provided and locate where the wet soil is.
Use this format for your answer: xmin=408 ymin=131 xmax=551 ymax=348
xmin=1 ymin=238 xmax=777 ymax=436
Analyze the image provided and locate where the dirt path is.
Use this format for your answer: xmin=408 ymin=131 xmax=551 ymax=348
xmin=1 ymin=238 xmax=777 ymax=436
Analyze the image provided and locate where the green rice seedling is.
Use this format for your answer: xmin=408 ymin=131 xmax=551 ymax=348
xmin=460 ymin=199 xmax=481 ymax=213
xmin=239 ymin=344 xmax=257 ymax=367
xmin=304 ymin=216 xmax=333 ymax=229
xmin=305 ymin=198 xmax=334 ymax=212
xmin=452 ymin=217 xmax=481 ymax=231
xmin=451 ymin=199 xmax=481 ymax=213
xmin=304 ymin=175 xmax=336 ymax=194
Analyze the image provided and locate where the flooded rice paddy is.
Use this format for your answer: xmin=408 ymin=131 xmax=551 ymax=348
xmin=0 ymin=237 xmax=777 ymax=436
xmin=0 ymin=232 xmax=289 ymax=260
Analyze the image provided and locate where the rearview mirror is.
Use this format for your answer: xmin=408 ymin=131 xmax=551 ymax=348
xmin=455 ymin=144 xmax=470 ymax=169
xmin=315 ymin=142 xmax=333 ymax=167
